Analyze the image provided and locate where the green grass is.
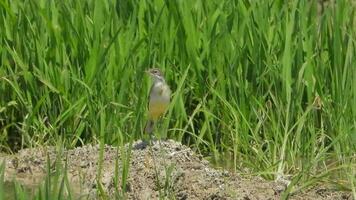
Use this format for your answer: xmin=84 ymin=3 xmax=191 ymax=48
xmin=0 ymin=0 xmax=355 ymax=198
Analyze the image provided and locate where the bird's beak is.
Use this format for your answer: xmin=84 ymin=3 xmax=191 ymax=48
xmin=145 ymin=70 xmax=154 ymax=76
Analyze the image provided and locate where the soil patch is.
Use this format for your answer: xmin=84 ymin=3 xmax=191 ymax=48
xmin=0 ymin=140 xmax=352 ymax=199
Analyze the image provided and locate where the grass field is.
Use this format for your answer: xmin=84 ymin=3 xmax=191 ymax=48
xmin=0 ymin=0 xmax=355 ymax=199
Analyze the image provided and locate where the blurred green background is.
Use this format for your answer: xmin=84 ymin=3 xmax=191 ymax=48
xmin=0 ymin=0 xmax=355 ymax=189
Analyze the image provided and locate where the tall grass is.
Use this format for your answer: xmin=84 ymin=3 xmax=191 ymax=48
xmin=0 ymin=0 xmax=355 ymax=196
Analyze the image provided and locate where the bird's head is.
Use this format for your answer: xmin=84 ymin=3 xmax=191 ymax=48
xmin=146 ymin=68 xmax=165 ymax=82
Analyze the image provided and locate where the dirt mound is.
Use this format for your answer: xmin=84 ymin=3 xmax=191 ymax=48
xmin=1 ymin=140 xmax=352 ymax=199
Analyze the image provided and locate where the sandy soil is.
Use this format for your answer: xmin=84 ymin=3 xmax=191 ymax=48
xmin=0 ymin=140 xmax=352 ymax=199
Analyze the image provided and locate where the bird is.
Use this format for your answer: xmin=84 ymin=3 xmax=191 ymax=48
xmin=145 ymin=68 xmax=171 ymax=134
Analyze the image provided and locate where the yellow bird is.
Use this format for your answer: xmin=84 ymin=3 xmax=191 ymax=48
xmin=145 ymin=68 xmax=171 ymax=134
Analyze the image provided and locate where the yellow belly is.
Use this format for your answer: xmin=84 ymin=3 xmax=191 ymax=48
xmin=148 ymin=102 xmax=169 ymax=121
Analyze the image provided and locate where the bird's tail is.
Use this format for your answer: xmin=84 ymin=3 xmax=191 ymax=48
xmin=144 ymin=120 xmax=155 ymax=134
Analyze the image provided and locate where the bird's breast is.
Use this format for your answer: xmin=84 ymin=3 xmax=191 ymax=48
xmin=148 ymin=82 xmax=171 ymax=120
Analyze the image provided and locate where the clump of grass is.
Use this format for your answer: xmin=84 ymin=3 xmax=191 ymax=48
xmin=0 ymin=0 xmax=355 ymax=197
xmin=0 ymin=153 xmax=74 ymax=200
